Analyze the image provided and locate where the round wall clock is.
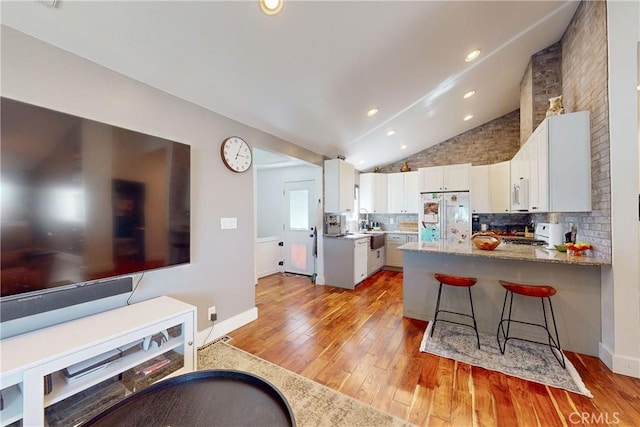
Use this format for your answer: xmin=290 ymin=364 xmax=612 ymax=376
xmin=220 ymin=136 xmax=252 ymax=173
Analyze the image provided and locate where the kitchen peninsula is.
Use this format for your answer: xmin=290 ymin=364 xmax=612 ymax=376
xmin=399 ymin=242 xmax=610 ymax=356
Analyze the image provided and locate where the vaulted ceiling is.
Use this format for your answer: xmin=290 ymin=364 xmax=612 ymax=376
xmin=0 ymin=1 xmax=579 ymax=171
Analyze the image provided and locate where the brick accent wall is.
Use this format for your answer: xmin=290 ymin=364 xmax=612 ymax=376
xmin=520 ymin=42 xmax=563 ymax=146
xmin=378 ymin=110 xmax=520 ymax=173
xmin=532 ymin=42 xmax=563 ymax=131
xmin=531 ymin=0 xmax=611 ymax=256
xmin=375 ymin=1 xmax=611 ymax=257
xmin=520 ymin=61 xmax=533 ymax=146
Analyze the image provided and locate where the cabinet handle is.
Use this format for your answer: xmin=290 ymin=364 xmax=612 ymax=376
xmin=188 ymin=341 xmax=193 ymax=346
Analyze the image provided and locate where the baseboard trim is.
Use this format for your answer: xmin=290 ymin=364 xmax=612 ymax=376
xmin=598 ymin=342 xmax=614 ymax=369
xmin=197 ymin=306 xmax=258 ymax=348
xmin=613 ymin=354 xmax=640 ymax=378
xmin=257 ymin=268 xmax=281 ymax=279
xmin=599 ymin=342 xmax=640 ymax=378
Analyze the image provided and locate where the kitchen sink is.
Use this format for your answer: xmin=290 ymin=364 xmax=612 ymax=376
xmin=370 ymin=233 xmax=385 ymax=250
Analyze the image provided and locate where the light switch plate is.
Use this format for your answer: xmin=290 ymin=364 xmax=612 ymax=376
xmin=220 ymin=217 xmax=238 ymax=229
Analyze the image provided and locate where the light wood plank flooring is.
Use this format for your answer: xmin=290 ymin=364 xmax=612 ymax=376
xmin=228 ymin=271 xmax=640 ymax=426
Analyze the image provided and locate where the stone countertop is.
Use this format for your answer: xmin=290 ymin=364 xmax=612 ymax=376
xmin=398 ymin=241 xmax=611 ymax=266
xmin=356 ymin=230 xmax=418 ymax=235
xmin=325 ymin=234 xmax=371 ymax=240
xmin=383 ymin=230 xmax=418 ymax=235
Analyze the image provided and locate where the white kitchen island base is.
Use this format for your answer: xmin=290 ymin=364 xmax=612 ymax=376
xmin=402 ymin=250 xmax=602 ymax=356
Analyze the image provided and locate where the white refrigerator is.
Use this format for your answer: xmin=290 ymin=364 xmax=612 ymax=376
xmin=419 ymin=192 xmax=471 ymax=245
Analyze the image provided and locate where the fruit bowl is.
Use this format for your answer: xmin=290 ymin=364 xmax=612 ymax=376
xmin=555 ymin=244 xmax=567 ymax=252
xmin=471 ymin=232 xmax=503 ymax=251
xmin=566 ymin=242 xmax=591 ymax=256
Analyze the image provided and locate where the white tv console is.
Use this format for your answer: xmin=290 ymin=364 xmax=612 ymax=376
xmin=0 ymin=296 xmax=196 ymax=426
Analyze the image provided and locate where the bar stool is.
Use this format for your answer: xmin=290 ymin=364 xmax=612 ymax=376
xmin=430 ymin=273 xmax=480 ymax=349
xmin=496 ymin=280 xmax=565 ymax=368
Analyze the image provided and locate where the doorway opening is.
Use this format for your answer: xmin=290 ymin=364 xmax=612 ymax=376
xmin=254 ymin=148 xmax=322 ymax=282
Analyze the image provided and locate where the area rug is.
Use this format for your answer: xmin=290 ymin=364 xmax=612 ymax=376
xmin=198 ymin=340 xmax=413 ymax=427
xmin=420 ymin=322 xmax=592 ymax=397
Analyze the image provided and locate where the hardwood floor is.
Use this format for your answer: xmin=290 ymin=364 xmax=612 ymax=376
xmin=228 ymin=271 xmax=640 ymax=426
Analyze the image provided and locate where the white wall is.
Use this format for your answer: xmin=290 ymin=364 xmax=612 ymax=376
xmin=601 ymin=0 xmax=640 ymax=378
xmin=255 ymin=164 xmax=325 ymax=284
xmin=0 ymin=26 xmax=324 ymax=336
xmin=256 ymin=164 xmax=321 ymax=238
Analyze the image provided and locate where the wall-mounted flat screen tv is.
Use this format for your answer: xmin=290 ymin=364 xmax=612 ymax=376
xmin=1 ymin=97 xmax=191 ymax=330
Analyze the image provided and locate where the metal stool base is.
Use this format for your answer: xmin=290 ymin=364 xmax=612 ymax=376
xmin=430 ymin=282 xmax=481 ymax=349
xmin=496 ymin=289 xmax=565 ymax=368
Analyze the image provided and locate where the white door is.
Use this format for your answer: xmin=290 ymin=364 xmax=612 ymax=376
xmin=283 ymin=180 xmax=317 ymax=275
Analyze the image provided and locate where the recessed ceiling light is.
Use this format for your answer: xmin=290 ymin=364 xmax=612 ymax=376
xmin=463 ymin=90 xmax=476 ymax=99
xmin=260 ymin=0 xmax=283 ymax=15
xmin=386 ymin=130 xmax=395 ymax=137
xmin=465 ymin=49 xmax=481 ymax=62
xmin=464 ymin=114 xmax=474 ymax=121
xmin=366 ymin=108 xmax=379 ymax=117
xmin=400 ymin=145 xmax=408 ymax=150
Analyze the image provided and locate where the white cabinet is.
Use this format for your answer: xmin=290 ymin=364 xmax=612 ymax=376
xmin=470 ymin=165 xmax=490 ymax=213
xmin=528 ymin=111 xmax=591 ymax=212
xmin=354 ymin=238 xmax=369 ymax=284
xmin=385 ymin=233 xmax=417 ymax=268
xmin=324 ymin=159 xmax=355 ymax=213
xmin=528 ymin=128 xmax=545 ymax=212
xmin=510 ymin=147 xmax=530 ymax=211
xmin=387 ymin=171 xmax=419 ymax=213
xmin=0 ymin=297 xmax=196 ymax=426
xmin=367 ymin=246 xmax=385 ymax=276
xmin=511 ymin=111 xmax=591 ymax=213
xmin=359 ymin=173 xmax=387 ymax=213
xmin=420 ymin=164 xmax=471 ymax=192
xmin=489 ymin=161 xmax=511 ymax=213
xmin=471 ymin=162 xmax=511 ymax=214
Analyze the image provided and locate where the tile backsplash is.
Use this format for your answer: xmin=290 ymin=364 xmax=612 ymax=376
xmin=359 ymin=212 xmax=533 ymax=233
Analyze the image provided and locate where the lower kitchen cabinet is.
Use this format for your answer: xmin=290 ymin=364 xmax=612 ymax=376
xmin=385 ymin=233 xmax=418 ymax=268
xmin=354 ymin=238 xmax=369 ymax=284
xmin=324 ymin=236 xmax=370 ymax=290
xmin=367 ymin=246 xmax=385 ymax=276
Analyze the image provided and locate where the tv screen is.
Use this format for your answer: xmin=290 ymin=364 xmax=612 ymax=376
xmin=1 ymin=97 xmax=191 ymax=302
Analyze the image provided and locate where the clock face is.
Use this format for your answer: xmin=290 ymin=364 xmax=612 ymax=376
xmin=221 ymin=136 xmax=252 ymax=173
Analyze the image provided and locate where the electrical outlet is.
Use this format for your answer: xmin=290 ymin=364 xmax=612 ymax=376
xmin=208 ymin=306 xmax=217 ymax=322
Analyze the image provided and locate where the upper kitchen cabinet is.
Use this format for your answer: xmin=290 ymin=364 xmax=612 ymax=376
xmin=420 ymin=163 xmax=471 ymax=192
xmin=325 ymin=159 xmax=355 ymax=213
xmin=470 ymin=165 xmax=491 ymax=213
xmin=510 ymin=145 xmax=530 ymax=211
xmin=489 ymin=161 xmax=511 ymax=213
xmin=360 ymin=173 xmax=387 ymax=213
xmin=471 ymin=161 xmax=512 ymax=213
xmin=387 ymin=171 xmax=420 ymax=213
xmin=528 ymin=111 xmax=591 ymax=212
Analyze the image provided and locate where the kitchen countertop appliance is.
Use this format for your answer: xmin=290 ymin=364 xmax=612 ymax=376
xmin=324 ymin=213 xmax=346 ymax=237
xmin=534 ymin=223 xmax=564 ymax=249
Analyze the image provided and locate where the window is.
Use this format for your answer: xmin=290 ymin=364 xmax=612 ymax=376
xmin=289 ymin=189 xmax=309 ymax=230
